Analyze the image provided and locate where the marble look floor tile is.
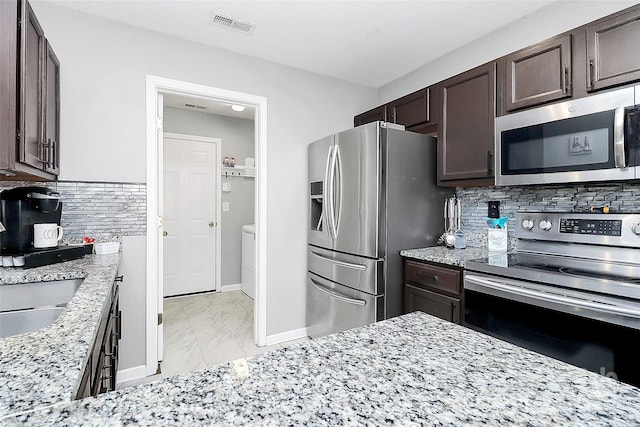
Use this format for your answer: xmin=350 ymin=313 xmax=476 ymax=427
xmin=198 ymin=330 xmax=246 ymax=367
xmin=162 ymin=298 xmax=186 ymax=322
xmin=161 ymin=290 xmax=299 ymax=378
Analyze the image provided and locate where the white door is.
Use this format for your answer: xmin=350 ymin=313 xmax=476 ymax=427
xmin=163 ymin=135 xmax=218 ymax=297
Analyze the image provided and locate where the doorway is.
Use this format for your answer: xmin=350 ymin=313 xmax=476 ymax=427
xmin=145 ymin=75 xmax=268 ymax=376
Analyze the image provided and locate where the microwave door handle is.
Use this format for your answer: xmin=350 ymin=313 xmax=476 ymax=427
xmin=614 ymin=107 xmax=626 ymax=168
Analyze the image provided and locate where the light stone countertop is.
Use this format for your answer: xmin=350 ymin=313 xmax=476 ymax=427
xmin=401 ymin=245 xmax=492 ymax=268
xmin=0 ymin=254 xmax=120 ymax=419
xmin=5 ymin=311 xmax=640 ymax=425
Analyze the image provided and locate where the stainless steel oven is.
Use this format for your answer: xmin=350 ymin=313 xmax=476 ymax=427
xmin=495 ymin=85 xmax=640 ymax=186
xmin=464 ymin=212 xmax=640 ymax=387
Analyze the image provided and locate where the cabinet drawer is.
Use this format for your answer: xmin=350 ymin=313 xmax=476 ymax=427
xmin=405 ymin=260 xmax=461 ymax=296
xmin=404 ymin=284 xmax=460 ymax=323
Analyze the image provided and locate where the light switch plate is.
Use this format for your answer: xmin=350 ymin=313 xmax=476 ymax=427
xmin=222 ymin=182 xmax=231 ymax=192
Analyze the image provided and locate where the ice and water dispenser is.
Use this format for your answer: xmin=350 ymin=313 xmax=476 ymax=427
xmin=310 ymin=181 xmax=323 ymax=232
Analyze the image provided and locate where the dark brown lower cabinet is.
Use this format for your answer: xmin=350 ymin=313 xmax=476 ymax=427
xmin=405 ymin=284 xmax=460 ymax=323
xmin=403 ymin=259 xmax=462 ymax=324
xmin=76 ymin=279 xmax=121 ymax=400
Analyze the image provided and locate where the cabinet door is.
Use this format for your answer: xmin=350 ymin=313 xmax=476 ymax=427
xmin=404 ymin=284 xmax=460 ymax=323
xmin=505 ymin=34 xmax=572 ymax=112
xmin=586 ymin=6 xmax=640 ymax=92
xmin=438 ymin=62 xmax=495 ymax=184
xmin=43 ymin=41 xmax=60 ymax=175
xmin=0 ymin=0 xmax=19 ymax=171
xmin=354 ymin=105 xmax=386 ymax=127
xmin=19 ymin=2 xmax=45 ymax=170
xmin=388 ymin=88 xmax=431 ymax=128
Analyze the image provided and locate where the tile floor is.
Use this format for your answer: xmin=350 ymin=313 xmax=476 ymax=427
xmin=160 ymin=290 xmax=307 ymax=379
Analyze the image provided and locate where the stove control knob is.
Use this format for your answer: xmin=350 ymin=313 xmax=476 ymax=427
xmin=521 ymin=219 xmax=535 ymax=230
xmin=632 ymin=223 xmax=640 ymax=235
xmin=539 ymin=219 xmax=553 ymax=231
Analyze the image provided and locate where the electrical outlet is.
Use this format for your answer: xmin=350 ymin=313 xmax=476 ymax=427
xmin=488 ymin=201 xmax=500 ymax=218
xmin=223 ymin=202 xmax=230 ymax=212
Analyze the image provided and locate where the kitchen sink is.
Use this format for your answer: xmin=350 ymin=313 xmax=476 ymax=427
xmin=0 ymin=279 xmax=84 ymax=338
xmin=0 ymin=279 xmax=83 ymax=312
xmin=0 ymin=307 xmax=66 ymax=338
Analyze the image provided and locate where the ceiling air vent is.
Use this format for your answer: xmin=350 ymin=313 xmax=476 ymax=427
xmin=184 ymin=103 xmax=207 ymax=110
xmin=210 ymin=12 xmax=256 ymax=34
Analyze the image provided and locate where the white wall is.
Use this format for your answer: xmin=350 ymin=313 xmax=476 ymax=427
xmin=163 ymin=108 xmax=255 ymax=286
xmin=31 ymin=1 xmax=377 ymax=348
xmin=379 ymin=0 xmax=638 ymax=103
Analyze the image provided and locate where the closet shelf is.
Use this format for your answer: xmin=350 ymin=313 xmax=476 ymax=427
xmin=222 ymin=166 xmax=255 ymax=178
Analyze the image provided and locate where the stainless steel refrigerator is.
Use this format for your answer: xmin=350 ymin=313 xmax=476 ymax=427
xmin=307 ymin=121 xmax=450 ymax=338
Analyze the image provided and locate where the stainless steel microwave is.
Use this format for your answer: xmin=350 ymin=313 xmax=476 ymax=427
xmin=495 ymin=85 xmax=640 ymax=186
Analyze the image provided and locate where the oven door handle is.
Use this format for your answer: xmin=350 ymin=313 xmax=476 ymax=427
xmin=465 ymin=275 xmax=640 ymax=319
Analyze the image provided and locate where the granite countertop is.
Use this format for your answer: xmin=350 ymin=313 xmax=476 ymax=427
xmin=401 ymin=245 xmax=492 ymax=267
xmin=6 ymin=311 xmax=640 ymax=425
xmin=0 ymin=254 xmax=120 ymax=419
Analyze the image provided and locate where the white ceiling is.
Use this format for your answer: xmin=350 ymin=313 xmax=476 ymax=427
xmin=46 ymin=0 xmax=555 ymax=89
xmin=163 ymin=93 xmax=256 ymax=119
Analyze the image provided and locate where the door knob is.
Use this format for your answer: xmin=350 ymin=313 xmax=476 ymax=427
xmin=163 ymin=231 xmax=168 ymax=237
xmin=209 ymin=221 xmax=215 ymax=228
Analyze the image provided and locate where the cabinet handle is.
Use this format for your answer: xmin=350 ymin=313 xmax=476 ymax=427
xmin=117 ymin=309 xmax=122 ymax=340
xmin=588 ymin=58 xmax=594 ymax=90
xmin=49 ymin=139 xmax=55 ymax=169
xmin=39 ymin=140 xmax=48 ymax=166
xmin=487 ymin=150 xmax=493 ymax=175
xmin=562 ymin=65 xmax=569 ymax=94
xmin=417 ymin=272 xmax=439 ymax=283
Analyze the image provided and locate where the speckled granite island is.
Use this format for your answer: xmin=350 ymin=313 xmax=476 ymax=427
xmin=0 ymin=254 xmax=120 ymax=419
xmin=5 ymin=311 xmax=640 ymax=425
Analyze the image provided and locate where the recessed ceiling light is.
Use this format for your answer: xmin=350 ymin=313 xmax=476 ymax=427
xmin=232 ymin=105 xmax=246 ymax=112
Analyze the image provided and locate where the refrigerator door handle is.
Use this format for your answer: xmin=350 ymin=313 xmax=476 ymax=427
xmin=310 ymin=279 xmax=367 ymax=306
xmin=325 ymin=145 xmax=335 ymax=239
xmin=327 ymin=145 xmax=338 ymax=239
xmin=333 ymin=144 xmax=342 ymax=237
xmin=310 ymin=250 xmax=367 ymax=271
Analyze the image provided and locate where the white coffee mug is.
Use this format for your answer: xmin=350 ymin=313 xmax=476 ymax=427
xmin=33 ymin=223 xmax=64 ymax=248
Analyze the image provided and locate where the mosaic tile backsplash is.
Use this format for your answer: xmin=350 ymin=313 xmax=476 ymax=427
xmin=0 ymin=181 xmax=146 ymax=241
xmin=456 ymin=182 xmax=640 ymax=248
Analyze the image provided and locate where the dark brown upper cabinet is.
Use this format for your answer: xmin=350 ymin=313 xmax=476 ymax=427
xmin=44 ymin=41 xmax=60 ymax=175
xmin=586 ymin=6 xmax=640 ymax=92
xmin=388 ymin=87 xmax=431 ymax=128
xmin=504 ymin=34 xmax=572 ymax=112
xmin=354 ymin=105 xmax=386 ymax=127
xmin=438 ymin=62 xmax=495 ymax=186
xmin=0 ymin=0 xmax=59 ymax=180
xmin=20 ymin=2 xmax=46 ymax=172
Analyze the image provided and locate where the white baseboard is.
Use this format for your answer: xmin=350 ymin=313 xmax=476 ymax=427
xmin=265 ymin=326 xmax=309 ymax=346
xmin=117 ymin=365 xmax=148 ymax=385
xmin=221 ymin=284 xmax=241 ymax=292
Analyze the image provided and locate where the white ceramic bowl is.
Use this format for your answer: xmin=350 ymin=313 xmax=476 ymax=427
xmin=94 ymin=242 xmax=120 ymax=255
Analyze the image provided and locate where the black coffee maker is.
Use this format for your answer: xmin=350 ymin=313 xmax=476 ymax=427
xmin=0 ymin=187 xmax=63 ymax=254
